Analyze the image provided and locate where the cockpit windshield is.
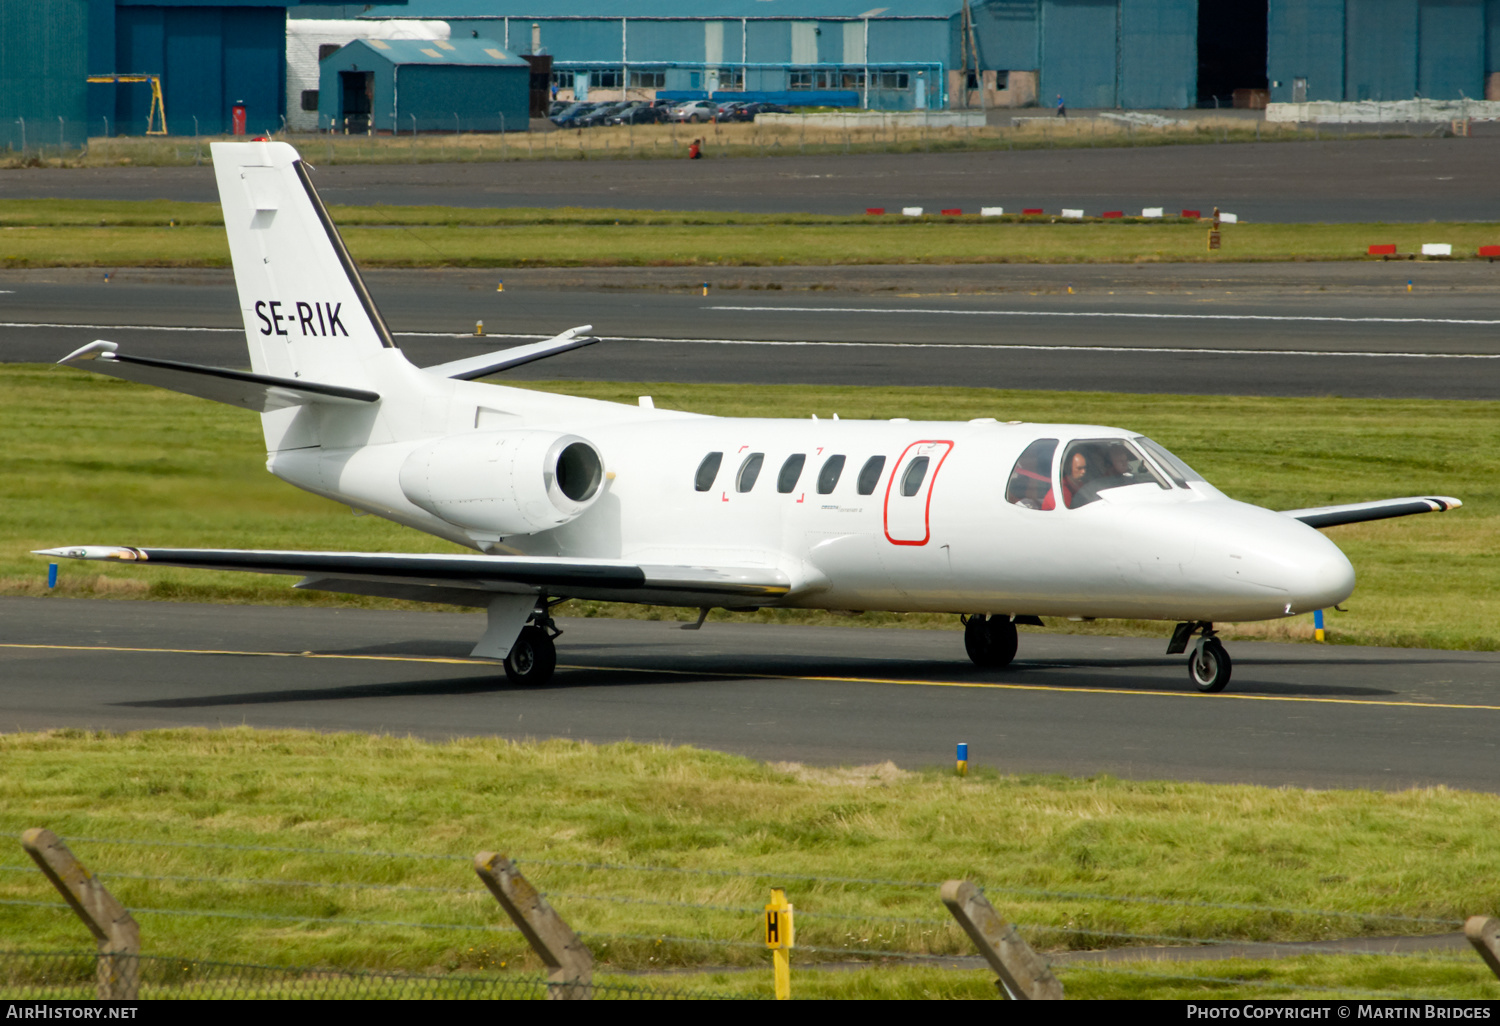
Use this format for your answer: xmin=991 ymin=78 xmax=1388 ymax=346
xmin=1133 ymin=436 xmax=1204 ymax=487
xmin=1058 ymin=438 xmax=1171 ymax=508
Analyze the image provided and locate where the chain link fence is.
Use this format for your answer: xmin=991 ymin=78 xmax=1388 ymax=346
xmin=0 ymin=951 xmax=731 ymax=1000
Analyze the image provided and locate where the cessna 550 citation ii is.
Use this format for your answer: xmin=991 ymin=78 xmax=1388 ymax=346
xmin=38 ymin=142 xmax=1461 ymax=693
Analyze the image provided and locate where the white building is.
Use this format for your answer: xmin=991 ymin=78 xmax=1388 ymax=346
xmin=286 ymin=19 xmax=450 ymax=131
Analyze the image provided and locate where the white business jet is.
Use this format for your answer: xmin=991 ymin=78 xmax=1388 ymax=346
xmin=38 ymin=142 xmax=1461 ymax=693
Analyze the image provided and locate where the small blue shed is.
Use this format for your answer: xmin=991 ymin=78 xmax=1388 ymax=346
xmin=318 ymin=37 xmax=529 ymax=133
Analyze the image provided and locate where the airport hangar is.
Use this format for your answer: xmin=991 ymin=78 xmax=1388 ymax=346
xmin=354 ymin=0 xmax=1500 ymax=112
xmin=4 ymin=0 xmax=1500 ymax=151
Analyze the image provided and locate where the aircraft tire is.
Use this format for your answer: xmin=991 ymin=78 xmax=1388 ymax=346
xmin=504 ymin=625 xmax=557 ymax=687
xmin=1188 ymin=638 xmax=1232 ymax=693
xmin=964 ymin=615 xmax=1018 ymax=669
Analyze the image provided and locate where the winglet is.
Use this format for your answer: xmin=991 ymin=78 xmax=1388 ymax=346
xmin=59 ymin=340 xmax=119 ymax=364
xmin=33 ymin=546 xmax=148 ymax=561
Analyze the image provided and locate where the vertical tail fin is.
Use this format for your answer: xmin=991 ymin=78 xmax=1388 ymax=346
xmin=211 ymin=141 xmax=399 ymax=390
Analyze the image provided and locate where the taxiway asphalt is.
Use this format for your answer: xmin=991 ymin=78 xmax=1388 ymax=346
xmin=4 ymin=598 xmax=1499 ymax=793
xmin=6 ymin=137 xmax=1499 ymax=222
xmin=3 ymin=264 xmax=1498 ymax=398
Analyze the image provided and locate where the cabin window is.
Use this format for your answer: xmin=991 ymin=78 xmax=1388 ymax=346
xmin=856 ymin=455 xmax=885 ymax=495
xmin=694 ymin=452 xmax=723 ymax=492
xmin=1134 ymin=436 xmax=1202 ymax=487
xmin=1059 ymin=438 xmax=1171 ymax=509
xmin=899 ymin=456 xmax=929 ymax=497
xmin=777 ymin=453 xmax=806 ymax=493
xmin=1005 ymin=438 xmax=1058 ymax=509
xmin=737 ymin=452 xmax=765 ymax=492
xmin=817 ymin=454 xmax=846 ymax=494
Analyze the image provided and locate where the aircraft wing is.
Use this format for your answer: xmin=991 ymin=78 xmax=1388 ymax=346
xmin=32 ymin=546 xmax=792 ymax=608
xmin=1281 ymin=495 xmax=1461 ymax=529
xmin=58 ymin=342 xmax=379 ymax=412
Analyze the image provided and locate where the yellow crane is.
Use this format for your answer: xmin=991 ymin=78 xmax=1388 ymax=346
xmin=86 ymin=74 xmax=167 ymax=135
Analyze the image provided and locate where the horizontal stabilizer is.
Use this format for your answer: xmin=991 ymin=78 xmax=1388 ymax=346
xmin=34 ymin=546 xmax=792 ymax=606
xmin=421 ymin=325 xmax=597 ymax=380
xmin=58 ymin=341 xmax=379 ymax=412
xmin=1281 ymin=495 xmax=1461 ymax=529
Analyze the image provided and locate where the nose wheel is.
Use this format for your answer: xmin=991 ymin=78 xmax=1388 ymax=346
xmin=1188 ymin=637 xmax=1232 ymax=692
xmin=1169 ymin=621 xmax=1233 ymax=693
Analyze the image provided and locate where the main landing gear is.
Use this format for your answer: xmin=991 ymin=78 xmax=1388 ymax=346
xmin=963 ymin=614 xmax=1046 ymax=669
xmin=504 ymin=602 xmax=562 ymax=687
xmin=1168 ymin=621 xmax=1232 ymax=693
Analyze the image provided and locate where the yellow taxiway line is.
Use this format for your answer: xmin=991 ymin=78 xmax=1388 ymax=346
xmin=3 ymin=641 xmax=1496 ymax=713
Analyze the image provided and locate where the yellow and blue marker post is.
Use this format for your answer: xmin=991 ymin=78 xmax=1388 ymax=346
xmin=956 ymin=742 xmax=968 ymax=776
xmin=764 ymin=887 xmax=794 ymax=999
xmin=1314 ymin=609 xmax=1326 ymax=642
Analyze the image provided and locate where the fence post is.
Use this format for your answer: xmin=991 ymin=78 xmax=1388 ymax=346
xmin=474 ymin=851 xmax=592 ymax=1000
xmin=20 ymin=828 xmax=140 ymax=999
xmin=1465 ymin=916 xmax=1500 ymax=980
xmin=940 ymin=880 xmax=1063 ymax=1000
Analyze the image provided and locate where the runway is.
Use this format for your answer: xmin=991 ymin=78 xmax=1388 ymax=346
xmin=5 ymin=597 xmax=1499 ymax=792
xmin=4 ymin=264 xmax=1499 ymax=398
xmin=6 ymin=137 xmax=1499 ymax=222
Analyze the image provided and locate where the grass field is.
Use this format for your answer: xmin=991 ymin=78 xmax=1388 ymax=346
xmin=3 ymin=365 xmax=1494 ymax=649
xmin=1 ymin=728 xmax=1498 ymax=1000
xmin=2 ymin=199 xmax=1497 ymax=267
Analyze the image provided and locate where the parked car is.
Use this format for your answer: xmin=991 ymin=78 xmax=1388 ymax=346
xmin=574 ymin=102 xmax=631 ymax=128
xmin=735 ymin=102 xmax=791 ymax=120
xmin=607 ymin=104 xmax=666 ymax=126
xmin=549 ymin=102 xmax=595 ymax=127
xmin=667 ymin=100 xmax=716 ymax=123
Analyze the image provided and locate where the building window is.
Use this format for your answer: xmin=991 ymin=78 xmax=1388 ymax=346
xmin=717 ymin=67 xmax=744 ymax=90
xmin=996 ymin=70 xmax=1010 ymax=91
xmin=841 ymin=69 xmax=865 ymax=89
xmin=592 ymin=69 xmax=621 ymax=89
xmin=550 ymin=70 xmax=575 ymax=88
xmin=877 ymin=70 xmax=910 ymax=90
xmin=318 ymin=43 xmax=340 ymax=61
xmin=629 ymin=69 xmax=665 ymax=89
xmin=301 ymin=90 xmax=319 ymax=112
xmin=965 ymin=70 xmax=980 ymax=90
xmin=790 ymin=68 xmax=848 ymax=90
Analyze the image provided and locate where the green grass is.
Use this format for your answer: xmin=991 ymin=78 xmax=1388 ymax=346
xmin=3 ymin=365 xmax=1495 ymax=649
xmin=2 ymin=199 xmax=1498 ymax=267
xmin=1 ymin=727 xmax=1498 ymax=1000
xmin=3 ymin=117 xmax=1397 ymax=170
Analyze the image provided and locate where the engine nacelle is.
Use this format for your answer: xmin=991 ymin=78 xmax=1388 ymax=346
xmin=398 ymin=430 xmax=604 ymax=537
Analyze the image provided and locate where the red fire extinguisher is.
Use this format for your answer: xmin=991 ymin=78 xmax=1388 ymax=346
xmin=231 ymin=103 xmax=246 ymax=136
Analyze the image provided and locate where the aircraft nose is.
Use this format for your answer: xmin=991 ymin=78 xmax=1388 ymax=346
xmin=1217 ymin=506 xmax=1356 ymax=614
xmin=1280 ymin=528 xmax=1356 ymax=612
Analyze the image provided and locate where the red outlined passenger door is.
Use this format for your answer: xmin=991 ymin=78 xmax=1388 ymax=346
xmin=883 ymin=440 xmax=954 ymax=545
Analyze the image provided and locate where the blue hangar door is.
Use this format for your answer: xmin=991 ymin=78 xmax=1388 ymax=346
xmin=1042 ymin=0 xmax=1119 ymax=110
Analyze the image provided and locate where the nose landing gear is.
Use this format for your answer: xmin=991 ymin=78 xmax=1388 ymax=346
xmin=1169 ymin=621 xmax=1232 ymax=693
